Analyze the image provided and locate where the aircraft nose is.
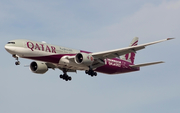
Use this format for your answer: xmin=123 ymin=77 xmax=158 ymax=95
xmin=5 ymin=44 xmax=9 ymax=51
xmin=5 ymin=44 xmax=14 ymax=53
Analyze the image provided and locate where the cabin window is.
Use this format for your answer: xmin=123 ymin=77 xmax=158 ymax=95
xmin=7 ymin=42 xmax=15 ymax=44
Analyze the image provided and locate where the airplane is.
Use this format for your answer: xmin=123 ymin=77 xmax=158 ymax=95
xmin=4 ymin=37 xmax=174 ymax=81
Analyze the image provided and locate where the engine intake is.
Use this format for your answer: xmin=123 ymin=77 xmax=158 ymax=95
xmin=75 ymin=53 xmax=94 ymax=66
xmin=30 ymin=61 xmax=48 ymax=74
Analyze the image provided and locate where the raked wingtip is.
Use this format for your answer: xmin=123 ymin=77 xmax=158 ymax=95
xmin=167 ymin=38 xmax=175 ymax=40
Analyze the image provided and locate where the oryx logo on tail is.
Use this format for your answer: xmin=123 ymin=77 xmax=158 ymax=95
xmin=122 ymin=37 xmax=138 ymax=64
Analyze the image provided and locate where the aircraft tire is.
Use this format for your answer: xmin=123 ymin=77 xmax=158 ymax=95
xmin=68 ymin=77 xmax=72 ymax=81
xmin=60 ymin=75 xmax=63 ymax=78
xmin=85 ymin=70 xmax=88 ymax=74
xmin=60 ymin=74 xmax=72 ymax=81
xmin=15 ymin=61 xmax=20 ymax=65
xmin=94 ymin=72 xmax=97 ymax=76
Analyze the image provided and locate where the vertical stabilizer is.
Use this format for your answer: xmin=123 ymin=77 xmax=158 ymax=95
xmin=121 ymin=37 xmax=138 ymax=64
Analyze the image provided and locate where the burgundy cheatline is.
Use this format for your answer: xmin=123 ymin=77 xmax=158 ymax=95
xmin=5 ymin=37 xmax=174 ymax=81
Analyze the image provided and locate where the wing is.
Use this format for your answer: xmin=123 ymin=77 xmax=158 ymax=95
xmin=92 ymin=38 xmax=174 ymax=59
xmin=59 ymin=38 xmax=173 ymax=70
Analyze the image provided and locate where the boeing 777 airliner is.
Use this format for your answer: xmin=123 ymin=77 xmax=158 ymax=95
xmin=5 ymin=37 xmax=174 ymax=81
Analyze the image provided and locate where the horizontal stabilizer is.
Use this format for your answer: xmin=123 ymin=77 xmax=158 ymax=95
xmin=130 ymin=61 xmax=164 ymax=68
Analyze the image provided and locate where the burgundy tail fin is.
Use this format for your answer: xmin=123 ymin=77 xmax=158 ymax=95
xmin=121 ymin=37 xmax=138 ymax=64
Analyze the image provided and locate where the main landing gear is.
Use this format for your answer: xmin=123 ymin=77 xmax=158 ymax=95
xmin=60 ymin=74 xmax=72 ymax=81
xmin=85 ymin=69 xmax=97 ymax=77
xmin=59 ymin=69 xmax=72 ymax=81
xmin=13 ymin=54 xmax=20 ymax=65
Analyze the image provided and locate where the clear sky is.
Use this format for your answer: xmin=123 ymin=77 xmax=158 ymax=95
xmin=0 ymin=0 xmax=180 ymax=113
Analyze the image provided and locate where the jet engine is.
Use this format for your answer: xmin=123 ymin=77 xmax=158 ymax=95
xmin=75 ymin=53 xmax=94 ymax=66
xmin=30 ymin=61 xmax=48 ymax=74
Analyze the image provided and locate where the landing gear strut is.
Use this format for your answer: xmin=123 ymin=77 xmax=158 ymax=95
xmin=13 ymin=54 xmax=20 ymax=65
xmin=59 ymin=68 xmax=72 ymax=81
xmin=85 ymin=69 xmax=97 ymax=77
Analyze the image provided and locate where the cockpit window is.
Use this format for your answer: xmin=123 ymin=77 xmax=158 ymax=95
xmin=7 ymin=42 xmax=15 ymax=44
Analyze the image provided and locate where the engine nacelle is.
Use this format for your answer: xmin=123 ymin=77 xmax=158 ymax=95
xmin=30 ymin=61 xmax=48 ymax=74
xmin=75 ymin=53 xmax=94 ymax=66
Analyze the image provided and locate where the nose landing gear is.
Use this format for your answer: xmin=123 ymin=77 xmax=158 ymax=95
xmin=13 ymin=54 xmax=20 ymax=65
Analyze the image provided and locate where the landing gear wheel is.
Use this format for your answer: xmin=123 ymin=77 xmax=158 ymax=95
xmin=85 ymin=69 xmax=97 ymax=77
xmin=60 ymin=75 xmax=63 ymax=78
xmin=68 ymin=76 xmax=72 ymax=81
xmin=85 ymin=70 xmax=88 ymax=74
xmin=15 ymin=61 xmax=20 ymax=65
xmin=59 ymin=74 xmax=72 ymax=81
xmin=65 ymin=78 xmax=68 ymax=81
xmin=94 ymin=72 xmax=97 ymax=76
